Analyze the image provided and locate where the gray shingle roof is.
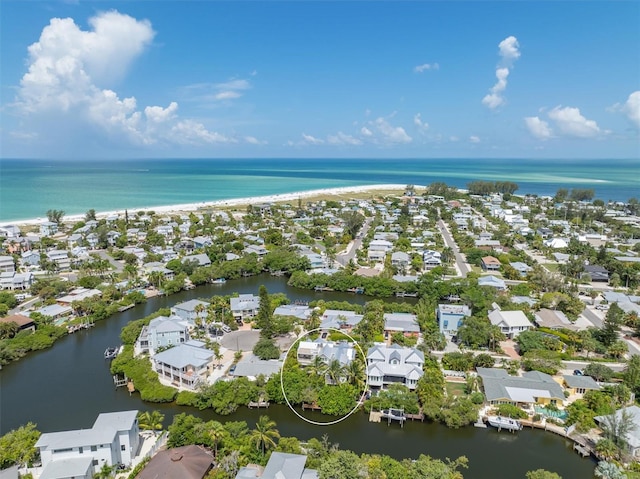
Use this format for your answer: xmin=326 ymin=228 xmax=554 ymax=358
xmin=478 ymin=368 xmax=564 ymax=403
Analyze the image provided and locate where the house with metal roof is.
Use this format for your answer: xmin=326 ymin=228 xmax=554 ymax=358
xmin=367 ymin=344 xmax=424 ymax=391
xmin=478 ymin=275 xmax=506 ymax=290
xmin=135 ymin=315 xmax=190 ymax=355
xmin=488 ymin=308 xmax=533 ymax=339
xmin=297 ymin=339 xmax=356 ymax=368
xmin=152 ymin=343 xmax=214 ymax=390
xmin=230 ymin=294 xmax=260 ymax=321
xmin=170 ymin=299 xmax=210 ymax=324
xmin=477 ymin=368 xmax=565 ymax=408
xmin=534 ymin=309 xmax=577 ymax=331
xmin=595 ymin=406 xmax=640 ymax=459
xmin=320 ymin=309 xmax=364 ymax=331
xmin=383 ymin=313 xmax=420 ymax=341
xmin=562 ymin=374 xmax=601 ymax=398
xmin=236 ymin=452 xmax=318 ymax=479
xmin=35 ymin=410 xmax=140 ymax=479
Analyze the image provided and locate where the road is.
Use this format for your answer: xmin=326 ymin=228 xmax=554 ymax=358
xmin=95 ymin=250 xmax=124 ymax=273
xmin=437 ymin=219 xmax=471 ymax=277
xmin=336 ymin=218 xmax=372 ymax=267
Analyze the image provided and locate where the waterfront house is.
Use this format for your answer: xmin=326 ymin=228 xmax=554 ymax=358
xmin=231 ymin=353 xmax=283 ymax=379
xmin=0 ymin=314 xmax=36 ymax=334
xmin=366 ymin=344 xmax=424 ymax=391
xmin=562 ymin=375 xmax=600 ymax=398
xmin=488 ymin=308 xmax=532 ymax=339
xmin=30 ymin=304 xmax=73 ymax=322
xmin=170 ymin=299 xmax=210 ymax=325
xmin=236 ymin=452 xmax=318 ymax=479
xmin=436 ymin=304 xmax=472 ymax=336
xmin=319 ymin=309 xmax=364 ymax=331
xmin=35 ymin=410 xmax=140 ymax=479
xmin=274 ymin=304 xmax=313 ymax=321
xmin=137 ymin=445 xmax=213 ymax=479
xmin=297 ymin=339 xmax=356 ymax=369
xmin=153 ymin=341 xmax=215 ymax=390
xmin=56 ymin=287 xmax=102 ymax=307
xmin=230 ymin=294 xmax=260 ymax=321
xmin=383 ymin=313 xmax=420 ymax=341
xmin=477 ymin=368 xmax=565 ymax=408
xmin=135 ymin=315 xmax=190 ymax=355
xmin=594 ymin=406 xmax=640 ymax=459
xmin=20 ymin=250 xmax=40 ymax=268
xmin=182 ymin=253 xmax=211 ymax=267
xmin=244 ymin=244 xmax=268 ymax=256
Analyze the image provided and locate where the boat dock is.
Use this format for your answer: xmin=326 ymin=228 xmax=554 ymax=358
xmin=248 ymin=401 xmax=270 ymax=409
xmin=302 ymin=403 xmax=322 ymax=411
xmin=117 ymin=304 xmax=135 ymax=312
xmin=574 ymin=443 xmax=590 ymax=457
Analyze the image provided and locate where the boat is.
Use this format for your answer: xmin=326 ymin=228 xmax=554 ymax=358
xmin=211 ymin=278 xmax=226 ymax=284
xmin=486 ymin=415 xmax=522 ymax=431
xmin=380 ymin=408 xmax=406 ymax=422
xmin=104 ymin=347 xmax=118 ymax=360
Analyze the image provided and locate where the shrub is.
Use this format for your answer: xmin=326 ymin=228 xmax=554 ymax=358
xmin=496 ymin=404 xmax=528 ymax=419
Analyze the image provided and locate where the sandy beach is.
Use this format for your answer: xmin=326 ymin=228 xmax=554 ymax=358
xmin=2 ymin=184 xmax=414 ymax=228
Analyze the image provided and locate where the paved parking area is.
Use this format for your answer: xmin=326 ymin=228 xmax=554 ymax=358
xmin=221 ymin=330 xmax=260 ymax=352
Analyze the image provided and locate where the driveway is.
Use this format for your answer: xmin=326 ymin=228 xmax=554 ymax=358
xmin=221 ymin=330 xmax=260 ymax=352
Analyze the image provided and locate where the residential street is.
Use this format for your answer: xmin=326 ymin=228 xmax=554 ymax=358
xmin=336 ymin=218 xmax=372 ymax=267
xmin=437 ymin=219 xmax=470 ymax=277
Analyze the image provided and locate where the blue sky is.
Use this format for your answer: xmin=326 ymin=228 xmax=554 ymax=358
xmin=1 ymin=1 xmax=639 ymax=159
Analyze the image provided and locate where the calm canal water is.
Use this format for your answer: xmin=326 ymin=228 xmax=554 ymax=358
xmin=0 ymin=275 xmax=596 ymax=478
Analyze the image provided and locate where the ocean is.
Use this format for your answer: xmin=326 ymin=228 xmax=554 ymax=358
xmin=0 ymin=158 xmax=638 ymax=222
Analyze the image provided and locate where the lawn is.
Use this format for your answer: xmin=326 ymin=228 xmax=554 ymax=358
xmin=445 ymin=381 xmax=467 ymax=397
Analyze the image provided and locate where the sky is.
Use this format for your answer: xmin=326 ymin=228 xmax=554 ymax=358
xmin=0 ymin=1 xmax=639 ymax=159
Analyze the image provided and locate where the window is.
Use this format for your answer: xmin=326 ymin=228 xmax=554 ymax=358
xmin=121 ymin=445 xmax=126 ymax=451
xmin=79 ymin=447 xmax=83 ymax=454
xmin=93 ymin=460 xmax=98 ymax=466
xmin=91 ymin=446 xmax=97 ymax=452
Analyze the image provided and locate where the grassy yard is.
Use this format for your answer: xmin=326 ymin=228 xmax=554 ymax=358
xmin=445 ymin=381 xmax=467 ymax=397
xmin=544 ymin=263 xmax=560 ymax=272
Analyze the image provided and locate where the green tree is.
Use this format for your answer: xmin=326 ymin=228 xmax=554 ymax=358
xmin=594 ymin=461 xmax=626 ymax=479
xmin=46 ymin=209 xmax=65 ymax=224
xmin=595 ymin=438 xmax=619 ymax=461
xmin=584 ymin=363 xmax=614 ymax=382
xmin=526 ymin=470 xmax=563 ymax=479
xmin=0 ymin=422 xmax=41 ymax=468
xmin=250 ymin=415 xmax=280 ymax=459
xmin=252 ymin=337 xmax=280 ymax=360
xmin=256 ymin=285 xmax=274 ymax=338
xmin=137 ymin=410 xmax=165 ymax=432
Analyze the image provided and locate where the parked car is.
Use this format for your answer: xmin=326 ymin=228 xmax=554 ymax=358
xmin=573 ymin=369 xmax=583 ymax=376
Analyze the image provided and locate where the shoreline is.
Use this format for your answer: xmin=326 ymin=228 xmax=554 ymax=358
xmin=1 ymin=184 xmax=413 ymax=228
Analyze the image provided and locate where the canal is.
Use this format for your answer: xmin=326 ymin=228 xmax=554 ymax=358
xmin=0 ymin=275 xmax=596 ymax=478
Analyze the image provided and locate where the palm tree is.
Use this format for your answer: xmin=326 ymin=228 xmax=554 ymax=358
xmin=345 ymin=359 xmax=365 ymax=390
xmin=309 ymin=355 xmax=327 ymax=376
xmin=93 ymin=464 xmax=114 ymax=479
xmin=326 ymin=359 xmax=345 ymax=385
xmin=206 ymin=420 xmax=227 ymax=457
xmin=595 ymin=438 xmax=618 ymax=461
xmin=137 ymin=410 xmax=164 ymax=433
xmin=250 ymin=415 xmax=280 ymax=459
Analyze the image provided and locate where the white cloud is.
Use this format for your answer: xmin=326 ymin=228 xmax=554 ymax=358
xmin=548 ymin=106 xmax=601 ymax=138
xmin=11 ymin=11 xmax=245 ymax=149
xmin=482 ymin=36 xmax=519 ymax=110
xmin=372 ymin=117 xmax=412 ymax=144
xmin=413 ymin=113 xmax=429 ymax=131
xmin=610 ymin=91 xmax=640 ymax=129
xmin=170 ymin=120 xmax=236 ymax=145
xmin=301 ymin=133 xmax=324 ymax=145
xmin=214 ymin=91 xmax=242 ymax=101
xmin=524 ymin=116 xmax=553 ymax=140
xmin=449 ymin=136 xmax=459 ymax=142
xmin=145 ymin=102 xmax=178 ymax=123
xmin=469 ymin=135 xmax=480 ymax=143
xmin=327 ymin=132 xmax=362 ymax=145
xmin=244 ymin=135 xmax=264 ymax=145
xmin=498 ymin=36 xmax=521 ymax=63
xmin=414 ymin=63 xmax=439 ymax=73
xmin=360 ymin=126 xmax=373 ymax=137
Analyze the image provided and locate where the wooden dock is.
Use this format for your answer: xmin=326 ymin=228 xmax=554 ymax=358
xmin=369 ymin=410 xmax=382 ymax=423
xmin=574 ymin=443 xmax=590 ymax=457
xmin=118 ymin=304 xmax=135 ymax=312
xmin=302 ymin=403 xmax=322 ymax=411
xmin=127 ymin=380 xmax=135 ymax=395
xmin=248 ymin=401 xmax=270 ymax=409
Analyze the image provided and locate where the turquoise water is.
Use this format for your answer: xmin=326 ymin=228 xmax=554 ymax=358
xmin=0 ymin=158 xmax=637 ymax=222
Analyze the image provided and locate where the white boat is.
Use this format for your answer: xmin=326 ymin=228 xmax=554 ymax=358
xmin=487 ymin=415 xmax=522 ymax=431
xmin=381 ymin=408 xmax=406 ymax=422
xmin=104 ymin=347 xmax=118 ymax=360
xmin=211 ymin=278 xmax=226 ymax=284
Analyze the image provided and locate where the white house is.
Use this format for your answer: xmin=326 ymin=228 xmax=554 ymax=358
xmin=35 ymin=410 xmax=140 ymax=479
xmin=230 ymin=294 xmax=260 ymax=321
xmin=153 ymin=341 xmax=215 ymax=390
xmin=170 ymin=299 xmax=210 ymax=325
xmin=488 ymin=308 xmax=533 ymax=338
xmin=135 ymin=315 xmax=190 ymax=355
xmin=366 ymin=344 xmax=424 ymax=390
